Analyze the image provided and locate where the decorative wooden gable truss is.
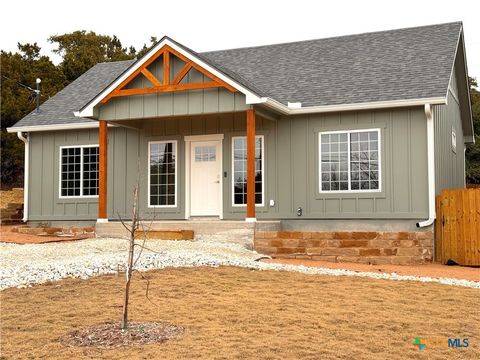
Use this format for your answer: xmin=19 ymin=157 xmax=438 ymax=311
xmin=100 ymin=45 xmax=238 ymax=104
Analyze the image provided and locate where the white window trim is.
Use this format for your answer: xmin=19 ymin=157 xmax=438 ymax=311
xmin=231 ymin=135 xmax=265 ymax=207
xmin=451 ymin=127 xmax=457 ymax=153
xmin=318 ymin=128 xmax=382 ymax=194
xmin=58 ymin=144 xmax=99 ymax=199
xmin=148 ymin=140 xmax=178 ymax=208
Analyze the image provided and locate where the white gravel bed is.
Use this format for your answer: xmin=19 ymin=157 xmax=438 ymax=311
xmin=1 ymin=238 xmax=479 ymax=290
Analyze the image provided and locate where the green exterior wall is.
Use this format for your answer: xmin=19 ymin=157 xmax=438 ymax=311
xmin=28 ymin=129 xmax=101 ymax=221
xmin=269 ymin=108 xmax=428 ymax=220
xmin=433 ymin=64 xmax=466 ymax=194
xmin=26 ymin=107 xmax=429 ymax=222
xmin=28 ymin=127 xmax=142 ymax=221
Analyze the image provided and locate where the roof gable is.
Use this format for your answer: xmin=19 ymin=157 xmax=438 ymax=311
xmin=77 ymin=37 xmax=264 ymax=118
xmin=99 ymin=44 xmax=239 ymax=104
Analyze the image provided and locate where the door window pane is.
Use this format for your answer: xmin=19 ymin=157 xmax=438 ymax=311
xmin=195 ymin=145 xmax=216 ymax=162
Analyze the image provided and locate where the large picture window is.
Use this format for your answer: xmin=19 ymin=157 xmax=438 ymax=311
xmin=232 ymin=136 xmax=264 ymax=206
xmin=60 ymin=145 xmax=99 ymax=197
xmin=149 ymin=141 xmax=177 ymax=207
xmin=319 ymin=129 xmax=380 ymax=192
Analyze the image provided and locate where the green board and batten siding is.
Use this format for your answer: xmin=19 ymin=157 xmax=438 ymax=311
xmin=433 ymin=65 xmax=466 ymax=193
xmin=27 ymin=106 xmax=430 ymax=222
xmin=27 ymin=127 xmax=144 ymax=221
xmin=274 ymin=109 xmax=428 ymax=219
xmin=29 ymin=129 xmax=102 ymax=221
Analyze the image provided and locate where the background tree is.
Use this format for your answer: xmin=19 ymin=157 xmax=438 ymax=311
xmin=1 ymin=32 xmax=156 ymax=188
xmin=1 ymin=43 xmax=66 ymax=186
xmin=49 ymin=31 xmax=136 ymax=82
xmin=135 ymin=36 xmax=158 ymax=59
xmin=465 ymin=77 xmax=480 ymax=184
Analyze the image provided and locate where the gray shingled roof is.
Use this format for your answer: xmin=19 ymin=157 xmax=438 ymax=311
xmin=202 ymin=22 xmax=462 ymax=107
xmin=10 ymin=22 xmax=462 ymax=129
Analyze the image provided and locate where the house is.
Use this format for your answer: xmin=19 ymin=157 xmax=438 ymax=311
xmin=7 ymin=22 xmax=473 ymax=264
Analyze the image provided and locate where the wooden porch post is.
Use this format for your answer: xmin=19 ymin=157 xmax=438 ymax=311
xmin=98 ymin=120 xmax=108 ymax=221
xmin=246 ymin=109 xmax=256 ymax=221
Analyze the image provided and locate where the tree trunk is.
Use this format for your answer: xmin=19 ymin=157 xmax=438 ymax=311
xmin=121 ymin=186 xmax=138 ymax=330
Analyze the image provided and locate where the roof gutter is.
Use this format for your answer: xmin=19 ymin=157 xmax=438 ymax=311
xmin=7 ymin=122 xmax=113 ymax=133
xmin=260 ymin=96 xmax=446 ymax=115
xmin=17 ymin=132 xmax=29 ymax=222
xmin=417 ymin=104 xmax=436 ymax=228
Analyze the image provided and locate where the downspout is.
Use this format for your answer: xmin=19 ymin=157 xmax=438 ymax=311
xmin=417 ymin=104 xmax=435 ymax=228
xmin=17 ymin=132 xmax=29 ymax=222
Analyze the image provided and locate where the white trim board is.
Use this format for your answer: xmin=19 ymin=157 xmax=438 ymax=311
xmin=261 ymin=96 xmax=446 ymax=115
xmin=184 ymin=134 xmax=224 ymax=142
xmin=8 ymin=122 xmax=100 ymax=133
xmin=7 ymin=122 xmax=118 ymax=133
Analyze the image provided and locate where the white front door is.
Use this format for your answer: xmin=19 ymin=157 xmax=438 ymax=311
xmin=190 ymin=140 xmax=221 ymax=216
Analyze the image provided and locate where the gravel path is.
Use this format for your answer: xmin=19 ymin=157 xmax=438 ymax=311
xmin=1 ymin=238 xmax=479 ymax=290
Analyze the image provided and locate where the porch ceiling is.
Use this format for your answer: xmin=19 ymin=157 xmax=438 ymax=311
xmin=107 ymin=110 xmax=275 ymax=130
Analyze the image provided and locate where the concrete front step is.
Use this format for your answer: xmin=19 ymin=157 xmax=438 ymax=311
xmin=96 ymin=220 xmax=281 ymax=248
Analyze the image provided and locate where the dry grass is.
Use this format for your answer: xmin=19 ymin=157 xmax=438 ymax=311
xmin=0 ymin=189 xmax=23 ymax=209
xmin=1 ymin=267 xmax=479 ymax=359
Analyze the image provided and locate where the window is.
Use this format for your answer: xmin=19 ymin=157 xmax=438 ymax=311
xmin=195 ymin=145 xmax=216 ymax=162
xmin=149 ymin=141 xmax=177 ymax=207
xmin=60 ymin=145 xmax=99 ymax=197
xmin=451 ymin=127 xmax=457 ymax=153
xmin=232 ymin=136 xmax=264 ymax=206
xmin=319 ymin=129 xmax=380 ymax=192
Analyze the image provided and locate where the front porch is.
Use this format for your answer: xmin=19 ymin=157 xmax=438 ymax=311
xmin=93 ymin=110 xmax=275 ymax=224
xmin=87 ymin=41 xmax=270 ymax=224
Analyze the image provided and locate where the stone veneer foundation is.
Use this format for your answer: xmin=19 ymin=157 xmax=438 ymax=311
xmin=254 ymin=231 xmax=434 ymax=264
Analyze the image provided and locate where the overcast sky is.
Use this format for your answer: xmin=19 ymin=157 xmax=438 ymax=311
xmin=1 ymin=0 xmax=479 ymax=81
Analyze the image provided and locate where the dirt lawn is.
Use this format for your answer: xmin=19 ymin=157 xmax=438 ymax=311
xmin=0 ymin=225 xmax=94 ymax=244
xmin=1 ymin=267 xmax=478 ymax=359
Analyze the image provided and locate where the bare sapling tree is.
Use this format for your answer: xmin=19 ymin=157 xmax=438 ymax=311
xmin=120 ymin=182 xmax=139 ymax=330
xmin=117 ymin=175 xmax=158 ymax=331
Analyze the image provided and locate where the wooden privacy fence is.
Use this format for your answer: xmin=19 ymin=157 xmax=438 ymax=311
xmin=435 ymin=189 xmax=480 ymax=266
